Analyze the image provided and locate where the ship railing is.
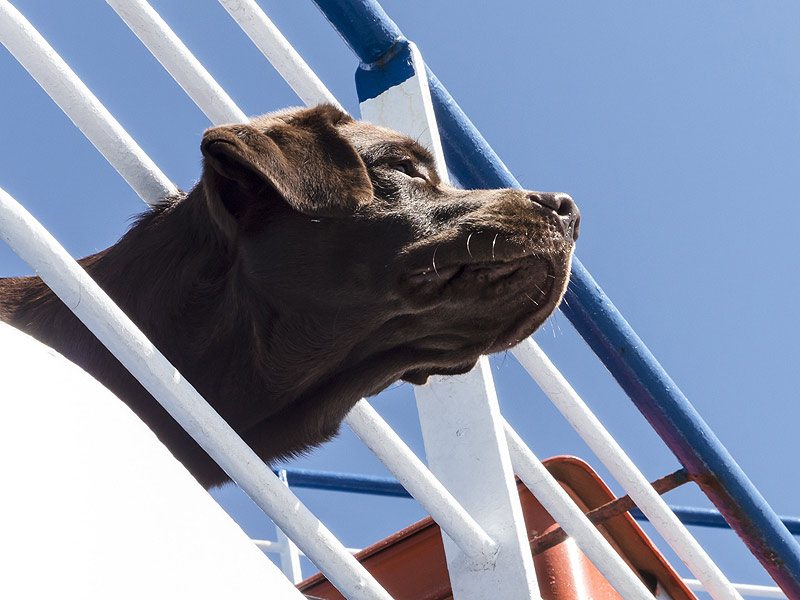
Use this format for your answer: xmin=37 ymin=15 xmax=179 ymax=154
xmin=0 ymin=1 xmax=797 ymax=599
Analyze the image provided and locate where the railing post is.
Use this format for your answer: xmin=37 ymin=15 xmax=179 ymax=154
xmin=356 ymin=41 xmax=540 ymax=599
xmin=276 ymin=470 xmax=303 ymax=584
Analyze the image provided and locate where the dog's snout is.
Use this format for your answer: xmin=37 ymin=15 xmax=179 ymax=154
xmin=527 ymin=192 xmax=580 ymax=240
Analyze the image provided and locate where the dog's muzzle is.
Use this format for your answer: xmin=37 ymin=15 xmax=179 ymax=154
xmin=527 ymin=192 xmax=580 ymax=240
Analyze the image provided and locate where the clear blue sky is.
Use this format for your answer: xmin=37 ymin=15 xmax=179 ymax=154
xmin=2 ymin=0 xmax=799 ymax=592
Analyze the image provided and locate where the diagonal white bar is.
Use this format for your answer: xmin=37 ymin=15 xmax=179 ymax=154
xmin=345 ymin=400 xmax=497 ymax=565
xmin=682 ymin=580 xmax=785 ymax=599
xmin=106 ymin=0 xmax=246 ymax=125
xmin=504 ymin=422 xmax=655 ymax=599
xmin=0 ymin=0 xmax=176 ymax=206
xmin=512 ymin=337 xmax=743 ymax=600
xmin=0 ymin=185 xmax=393 ymax=600
xmin=218 ymin=0 xmax=342 ymax=109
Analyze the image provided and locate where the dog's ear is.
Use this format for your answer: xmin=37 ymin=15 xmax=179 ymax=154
xmin=200 ymin=105 xmax=372 ymax=235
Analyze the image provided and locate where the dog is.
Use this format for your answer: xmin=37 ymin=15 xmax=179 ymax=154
xmin=0 ymin=105 xmax=579 ymax=488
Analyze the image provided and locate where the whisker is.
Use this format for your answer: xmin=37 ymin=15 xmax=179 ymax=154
xmin=492 ymin=233 xmax=499 ymax=260
xmin=432 ymin=245 xmax=440 ymax=277
xmin=466 ymin=232 xmax=474 ymax=258
xmin=524 ymin=293 xmax=539 ymax=307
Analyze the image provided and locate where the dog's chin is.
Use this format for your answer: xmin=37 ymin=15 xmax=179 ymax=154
xmin=401 ymin=361 xmax=477 ymax=386
xmin=401 ymin=276 xmax=566 ymax=385
xmin=397 ymin=253 xmax=572 ymax=384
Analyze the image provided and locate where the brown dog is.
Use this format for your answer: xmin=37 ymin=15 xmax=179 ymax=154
xmin=0 ymin=105 xmax=578 ymax=488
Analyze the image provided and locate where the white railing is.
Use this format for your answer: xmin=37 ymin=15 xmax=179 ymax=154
xmin=253 ymin=539 xmax=789 ymax=599
xmin=0 ymin=1 xmax=176 ymax=205
xmin=512 ymin=339 xmax=743 ymax=600
xmin=0 ymin=0 xmax=763 ymax=598
xmin=0 ymin=184 xmax=391 ymax=600
xmin=106 ymin=0 xmax=247 ymax=124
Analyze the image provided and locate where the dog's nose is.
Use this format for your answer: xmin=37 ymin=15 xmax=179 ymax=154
xmin=527 ymin=192 xmax=580 ymax=240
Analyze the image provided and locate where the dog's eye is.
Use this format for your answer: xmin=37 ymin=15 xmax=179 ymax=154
xmin=393 ymin=161 xmax=425 ymax=181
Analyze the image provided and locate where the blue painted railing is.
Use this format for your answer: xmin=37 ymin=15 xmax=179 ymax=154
xmin=310 ymin=0 xmax=800 ymax=595
xmin=277 ymin=468 xmax=800 ymax=536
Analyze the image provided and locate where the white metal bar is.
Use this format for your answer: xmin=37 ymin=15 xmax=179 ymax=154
xmin=683 ymin=579 xmax=786 ymax=599
xmin=358 ymin=43 xmax=448 ymax=182
xmin=369 ymin=42 xmax=537 ymax=599
xmin=276 ymin=469 xmax=303 ymax=584
xmin=217 ymin=0 xmax=341 ymax=109
xmin=254 ymin=538 xmax=285 ymax=553
xmin=0 ymin=1 xmax=176 ymax=206
xmin=415 ymin=360 xmax=540 ymax=599
xmin=345 ymin=400 xmax=497 ymax=565
xmin=358 ymin=42 xmax=540 ymax=599
xmin=254 ymin=539 xmax=361 ymax=556
xmin=105 ymin=0 xmax=246 ymax=125
xmin=512 ymin=338 xmax=743 ymax=600
xmin=504 ymin=422 xmax=656 ymax=599
xmin=0 ymin=186 xmax=392 ymax=600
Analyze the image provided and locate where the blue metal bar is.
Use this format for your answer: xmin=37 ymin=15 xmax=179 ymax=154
xmin=277 ymin=467 xmax=410 ymax=498
xmin=310 ymin=0 xmax=800 ymax=594
xmin=631 ymin=506 xmax=800 ymax=537
xmin=277 ymin=468 xmax=800 ymax=535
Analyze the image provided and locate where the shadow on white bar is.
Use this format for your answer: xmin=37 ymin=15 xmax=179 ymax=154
xmin=0 ymin=0 xmax=176 ymax=205
xmin=0 ymin=186 xmax=392 ymax=600
xmin=512 ymin=337 xmax=742 ymax=600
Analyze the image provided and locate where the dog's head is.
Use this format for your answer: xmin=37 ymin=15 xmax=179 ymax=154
xmin=200 ymin=105 xmax=578 ymax=409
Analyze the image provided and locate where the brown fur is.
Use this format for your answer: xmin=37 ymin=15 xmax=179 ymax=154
xmin=0 ymin=105 xmax=579 ymax=488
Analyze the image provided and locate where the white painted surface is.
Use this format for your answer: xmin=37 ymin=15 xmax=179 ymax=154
xmin=415 ymin=359 xmax=540 ymax=600
xmin=359 ymin=43 xmax=540 ymax=599
xmin=0 ymin=322 xmax=304 ymax=600
xmin=504 ymin=422 xmax=655 ymax=599
xmin=0 ymin=187 xmax=393 ymax=600
xmin=512 ymin=338 xmax=742 ymax=600
xmin=0 ymin=1 xmax=176 ymax=205
xmin=276 ymin=469 xmax=304 ymax=584
xmin=218 ymin=0 xmax=342 ymax=109
xmin=345 ymin=400 xmax=497 ymax=565
xmin=359 ymin=43 xmax=449 ymax=181
xmin=107 ymin=0 xmax=247 ymax=125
